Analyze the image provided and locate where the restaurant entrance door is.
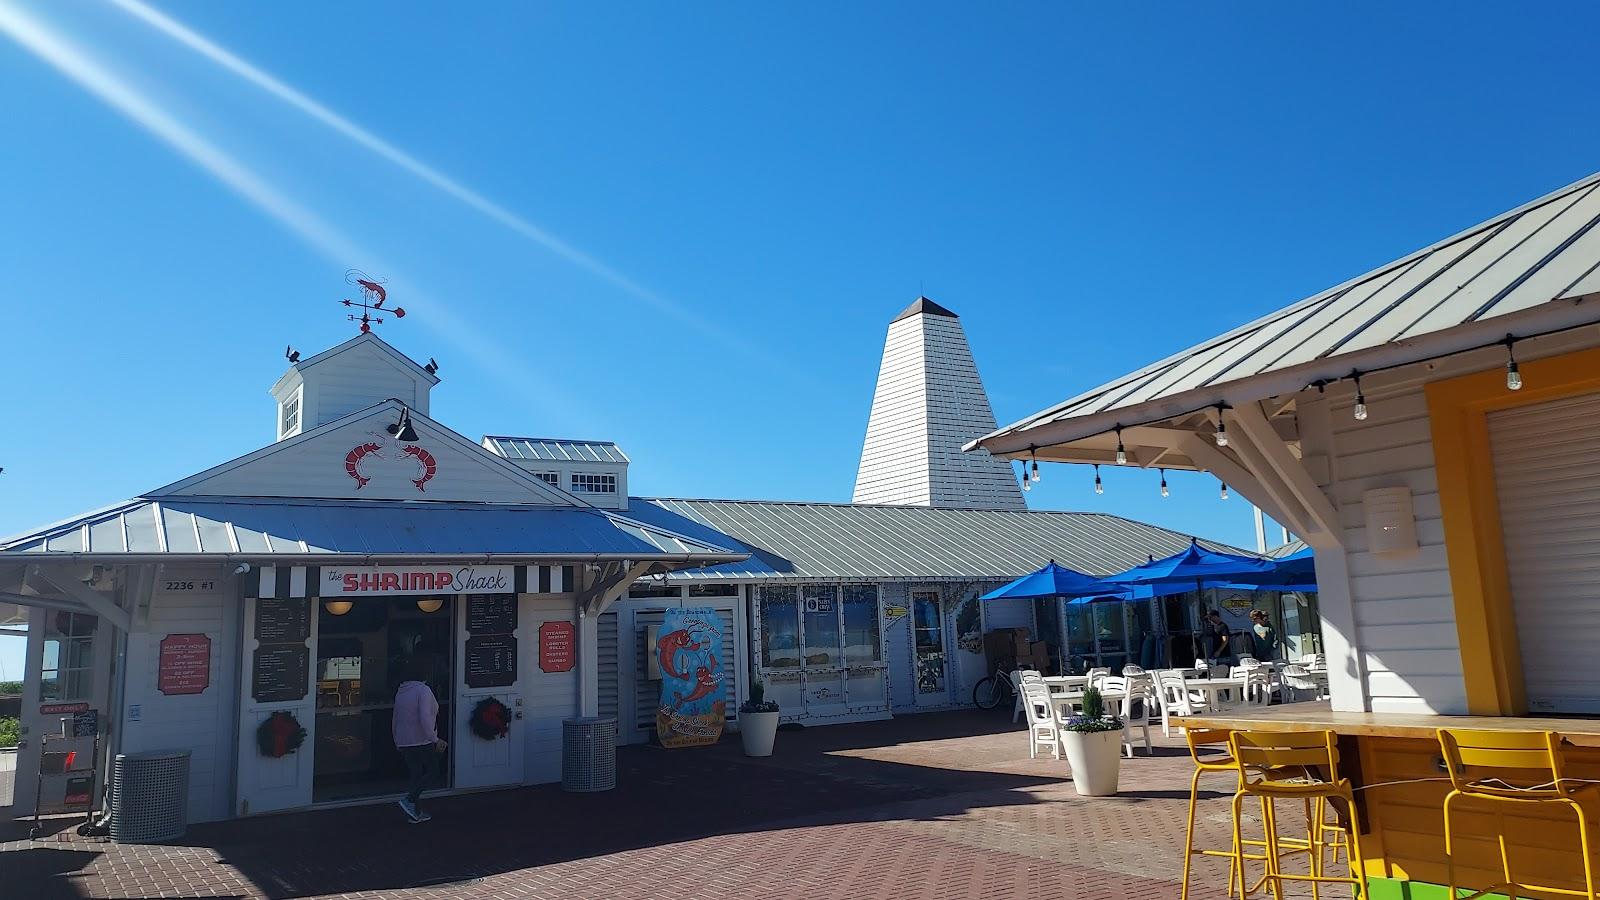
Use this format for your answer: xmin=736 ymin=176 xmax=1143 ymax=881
xmin=911 ymin=591 xmax=949 ymax=707
xmin=312 ymin=596 xmax=455 ymax=803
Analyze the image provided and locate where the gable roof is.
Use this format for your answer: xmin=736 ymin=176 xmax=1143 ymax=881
xmin=271 ymin=332 xmax=439 ymax=396
xmin=0 ymin=496 xmax=744 ymax=565
xmin=626 ymin=497 xmax=1255 ymax=581
xmin=976 ymin=170 xmax=1600 ymax=455
xmin=151 ymin=399 xmax=582 ymax=506
xmin=483 ymin=436 xmax=630 ymax=464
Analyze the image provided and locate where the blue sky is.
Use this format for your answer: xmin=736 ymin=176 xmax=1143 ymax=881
xmin=3 ymin=2 xmax=1600 ymax=674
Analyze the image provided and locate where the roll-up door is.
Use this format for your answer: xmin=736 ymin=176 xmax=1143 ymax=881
xmin=1488 ymin=391 xmax=1600 ymax=713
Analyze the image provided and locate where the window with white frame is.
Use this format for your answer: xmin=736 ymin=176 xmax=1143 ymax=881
xmin=279 ymin=392 xmax=301 ymax=437
xmin=570 ymin=473 xmax=617 ymax=494
xmin=42 ymin=612 xmax=97 ymax=702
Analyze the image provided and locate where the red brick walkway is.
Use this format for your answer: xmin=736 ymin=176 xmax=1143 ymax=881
xmin=2 ymin=712 xmax=1314 ymax=899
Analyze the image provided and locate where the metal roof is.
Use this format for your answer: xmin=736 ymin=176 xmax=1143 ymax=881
xmin=978 ymin=171 xmax=1600 ymax=454
xmin=482 ymin=436 xmax=630 ymax=464
xmin=0 ymin=496 xmax=741 ymax=564
xmin=626 ymin=497 xmax=1255 ymax=581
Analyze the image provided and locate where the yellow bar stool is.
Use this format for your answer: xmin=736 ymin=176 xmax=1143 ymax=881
xmin=1182 ymin=729 xmax=1315 ymax=899
xmin=1438 ymin=728 xmax=1600 ymax=900
xmin=1228 ymin=729 xmax=1369 ymax=900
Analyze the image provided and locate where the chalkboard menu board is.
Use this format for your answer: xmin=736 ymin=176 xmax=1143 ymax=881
xmin=252 ymin=645 xmax=310 ymax=703
xmin=465 ymin=635 xmax=517 ymax=688
xmin=466 ymin=594 xmax=517 ymax=635
xmin=255 ymin=597 xmax=311 ymax=644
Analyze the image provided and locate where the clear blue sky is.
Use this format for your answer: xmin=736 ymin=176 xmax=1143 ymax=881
xmin=4 ymin=2 xmax=1600 ymax=675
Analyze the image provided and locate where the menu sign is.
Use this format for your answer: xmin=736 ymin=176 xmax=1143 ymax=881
xmin=255 ymin=597 xmax=311 ymax=644
xmin=465 ymin=635 xmax=517 ymax=688
xmin=539 ymin=621 xmax=576 ymax=673
xmin=467 ymin=594 xmax=517 ymax=635
xmin=72 ymin=709 xmax=99 ymax=738
xmin=252 ymin=645 xmax=310 ymax=703
xmin=158 ymin=634 xmax=212 ymax=696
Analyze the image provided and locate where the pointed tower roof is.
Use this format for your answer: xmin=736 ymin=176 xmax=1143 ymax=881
xmin=853 ymin=297 xmax=1026 ymax=510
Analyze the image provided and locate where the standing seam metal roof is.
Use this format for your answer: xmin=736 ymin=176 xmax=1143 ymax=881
xmin=483 ymin=436 xmax=630 ymax=464
xmin=990 ymin=171 xmax=1600 ymax=435
xmin=626 ymin=498 xmax=1254 ymax=581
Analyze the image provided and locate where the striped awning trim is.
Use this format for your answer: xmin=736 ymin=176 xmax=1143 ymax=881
xmin=254 ymin=564 xmax=577 ymax=599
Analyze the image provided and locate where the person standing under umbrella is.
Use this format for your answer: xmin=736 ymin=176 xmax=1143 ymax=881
xmin=1203 ymin=609 xmax=1235 ymax=665
xmin=1249 ymin=609 xmax=1279 ymax=661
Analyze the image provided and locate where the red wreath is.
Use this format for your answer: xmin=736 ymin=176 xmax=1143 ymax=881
xmin=256 ymin=711 xmax=307 ymax=758
xmin=469 ymin=697 xmax=511 ymax=740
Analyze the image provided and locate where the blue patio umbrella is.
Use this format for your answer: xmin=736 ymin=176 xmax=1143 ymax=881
xmin=979 ymin=560 xmax=1134 ymax=601
xmin=1101 ymin=540 xmax=1276 ymax=662
xmin=1224 ymin=547 xmax=1317 ymax=592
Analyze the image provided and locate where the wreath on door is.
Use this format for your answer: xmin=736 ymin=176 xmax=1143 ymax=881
xmin=469 ymin=697 xmax=511 ymax=740
xmin=256 ymin=711 xmax=307 ymax=758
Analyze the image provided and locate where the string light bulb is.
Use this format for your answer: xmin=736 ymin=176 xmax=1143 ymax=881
xmin=1352 ymin=372 xmax=1368 ymax=421
xmin=1030 ymin=448 xmax=1041 ymax=483
xmin=1505 ymin=335 xmax=1523 ymax=391
xmin=1220 ymin=482 xmax=1229 ymax=500
xmin=1093 ymin=464 xmax=1103 ymax=495
xmin=1019 ymin=462 xmax=1031 ymax=492
xmin=1214 ymin=406 xmax=1229 ymax=448
xmin=1159 ymin=468 xmax=1169 ymax=498
xmin=1115 ymin=425 xmax=1127 ymax=465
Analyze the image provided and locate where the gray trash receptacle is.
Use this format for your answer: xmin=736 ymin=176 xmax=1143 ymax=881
xmin=561 ymin=716 xmax=617 ymax=792
xmin=110 ymin=749 xmax=190 ymax=843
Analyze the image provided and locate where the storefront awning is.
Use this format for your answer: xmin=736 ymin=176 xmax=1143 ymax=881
xmin=0 ymin=495 xmax=748 ymax=568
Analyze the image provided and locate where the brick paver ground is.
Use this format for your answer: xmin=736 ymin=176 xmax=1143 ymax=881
xmin=1 ymin=711 xmax=1333 ymax=899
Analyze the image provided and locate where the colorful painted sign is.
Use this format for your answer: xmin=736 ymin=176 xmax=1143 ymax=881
xmin=883 ymin=605 xmax=909 ymax=619
xmin=654 ymin=607 xmax=725 ymax=749
xmin=158 ymin=633 xmax=212 ymax=695
xmin=322 ymin=565 xmax=515 ymax=596
xmin=539 ymin=621 xmax=576 ymax=673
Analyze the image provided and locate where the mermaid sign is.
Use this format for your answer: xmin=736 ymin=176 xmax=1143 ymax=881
xmin=655 ymin=607 xmax=726 ymax=748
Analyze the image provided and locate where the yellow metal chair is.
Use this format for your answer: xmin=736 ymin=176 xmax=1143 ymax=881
xmin=1228 ymin=729 xmax=1368 ymax=900
xmin=1183 ymin=729 xmax=1314 ymax=899
xmin=1438 ymin=728 xmax=1600 ymax=900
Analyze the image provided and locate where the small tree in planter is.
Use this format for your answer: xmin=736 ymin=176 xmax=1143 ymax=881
xmin=1059 ymin=686 xmax=1124 ymax=796
xmin=740 ymin=678 xmax=781 ymax=757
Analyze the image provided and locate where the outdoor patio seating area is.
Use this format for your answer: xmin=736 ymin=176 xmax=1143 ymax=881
xmin=2 ymin=709 xmax=1346 ymax=900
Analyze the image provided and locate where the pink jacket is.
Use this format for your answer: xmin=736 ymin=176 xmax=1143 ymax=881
xmin=392 ymin=680 xmax=440 ymax=748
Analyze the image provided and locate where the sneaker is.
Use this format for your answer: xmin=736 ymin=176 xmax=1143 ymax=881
xmin=397 ymin=798 xmax=420 ymax=822
xmin=411 ymin=810 xmax=433 ymax=823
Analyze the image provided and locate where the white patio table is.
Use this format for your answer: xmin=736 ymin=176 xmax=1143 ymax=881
xmin=1051 ymin=688 xmax=1125 ymax=720
xmin=1182 ymin=676 xmax=1249 ymax=710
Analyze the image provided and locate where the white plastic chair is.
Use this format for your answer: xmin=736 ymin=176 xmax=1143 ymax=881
xmin=1121 ymin=664 xmax=1146 ymax=677
xmin=1281 ymin=664 xmax=1320 ymax=701
xmin=1020 ymin=684 xmax=1061 ymax=760
xmin=1114 ymin=677 xmax=1155 ymax=757
xmin=1155 ymin=669 xmax=1210 ymax=737
xmin=1237 ymin=656 xmax=1261 ymax=670
xmin=1241 ymin=668 xmax=1272 ymax=706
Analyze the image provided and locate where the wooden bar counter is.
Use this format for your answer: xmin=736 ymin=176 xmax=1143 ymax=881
xmin=1178 ymin=702 xmax=1600 ymax=899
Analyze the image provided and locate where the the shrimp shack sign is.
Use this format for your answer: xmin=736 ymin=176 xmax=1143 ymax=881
xmin=323 ymin=565 xmax=515 ymax=596
xmin=655 ymin=607 xmax=725 ymax=749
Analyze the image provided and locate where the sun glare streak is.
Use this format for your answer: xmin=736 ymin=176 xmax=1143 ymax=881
xmin=0 ymin=0 xmax=590 ymax=428
xmin=106 ymin=0 xmax=746 ymax=351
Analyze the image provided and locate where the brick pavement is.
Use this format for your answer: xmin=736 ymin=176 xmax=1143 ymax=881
xmin=1 ymin=711 xmax=1330 ymax=899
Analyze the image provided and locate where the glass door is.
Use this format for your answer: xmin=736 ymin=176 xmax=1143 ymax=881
xmin=841 ymin=585 xmax=886 ymax=711
xmin=911 ymin=591 xmax=948 ymax=707
xmin=801 ymin=586 xmax=847 ymax=716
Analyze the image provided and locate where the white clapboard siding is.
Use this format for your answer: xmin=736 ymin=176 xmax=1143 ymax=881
xmin=597 ymin=610 xmax=619 ymax=723
xmin=119 ymin=569 xmax=240 ymax=823
xmin=1489 ymin=391 xmax=1600 ymax=714
xmin=523 ymin=597 xmax=579 ymax=784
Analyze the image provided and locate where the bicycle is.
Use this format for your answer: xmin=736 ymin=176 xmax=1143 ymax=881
xmin=972 ymin=664 xmax=1018 ymax=710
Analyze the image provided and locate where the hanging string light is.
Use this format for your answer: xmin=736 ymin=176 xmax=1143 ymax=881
xmin=1220 ymin=482 xmax=1229 ymax=500
xmin=1351 ymin=371 xmax=1369 ymax=421
xmin=1159 ymin=468 xmax=1169 ymax=498
xmin=1115 ymin=425 xmax=1127 ymax=465
xmin=1214 ymin=404 xmax=1229 ymax=447
xmin=1030 ymin=448 xmax=1041 ymax=483
xmin=1093 ymin=464 xmax=1103 ymax=495
xmin=1019 ymin=461 xmax=1031 ymax=492
xmin=1504 ymin=334 xmax=1523 ymax=391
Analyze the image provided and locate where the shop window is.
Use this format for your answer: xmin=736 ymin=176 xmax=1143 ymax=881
xmin=760 ymin=586 xmax=799 ymax=668
xmin=842 ymin=584 xmax=881 ymax=665
xmin=41 ymin=612 xmax=97 ymax=702
xmin=571 ymin=473 xmax=617 ymax=494
xmin=688 ymin=583 xmax=738 ymax=598
xmin=802 ymin=586 xmax=839 ymax=667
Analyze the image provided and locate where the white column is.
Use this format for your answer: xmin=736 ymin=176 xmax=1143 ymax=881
xmin=577 ymin=606 xmax=599 ymax=718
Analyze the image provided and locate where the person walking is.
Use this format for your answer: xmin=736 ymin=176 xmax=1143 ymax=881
xmin=1249 ymin=610 xmax=1279 ymax=662
xmin=392 ymin=660 xmax=446 ymax=823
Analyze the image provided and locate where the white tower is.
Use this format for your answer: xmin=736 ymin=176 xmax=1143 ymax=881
xmin=853 ymin=297 xmax=1026 ymax=510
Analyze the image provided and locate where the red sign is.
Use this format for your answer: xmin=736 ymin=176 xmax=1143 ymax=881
xmin=539 ymin=621 xmax=576 ymax=673
xmin=39 ymin=702 xmax=88 ymax=715
xmin=158 ymin=633 xmax=212 ymax=696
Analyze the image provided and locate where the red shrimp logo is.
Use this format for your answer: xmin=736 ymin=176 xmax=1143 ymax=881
xmin=344 ymin=443 xmax=382 ymax=489
xmin=402 ymin=445 xmax=437 ymax=492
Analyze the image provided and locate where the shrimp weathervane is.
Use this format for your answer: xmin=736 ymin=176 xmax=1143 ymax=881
xmin=341 ymin=270 xmax=405 ymax=334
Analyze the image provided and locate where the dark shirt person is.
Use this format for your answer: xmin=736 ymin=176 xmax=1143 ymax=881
xmin=1204 ymin=609 xmax=1233 ymax=664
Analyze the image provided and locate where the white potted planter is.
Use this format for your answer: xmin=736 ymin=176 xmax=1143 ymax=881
xmin=1059 ymin=686 xmax=1123 ymax=797
xmin=739 ymin=679 xmax=780 ymax=757
xmin=1061 ymin=729 xmax=1123 ymax=796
